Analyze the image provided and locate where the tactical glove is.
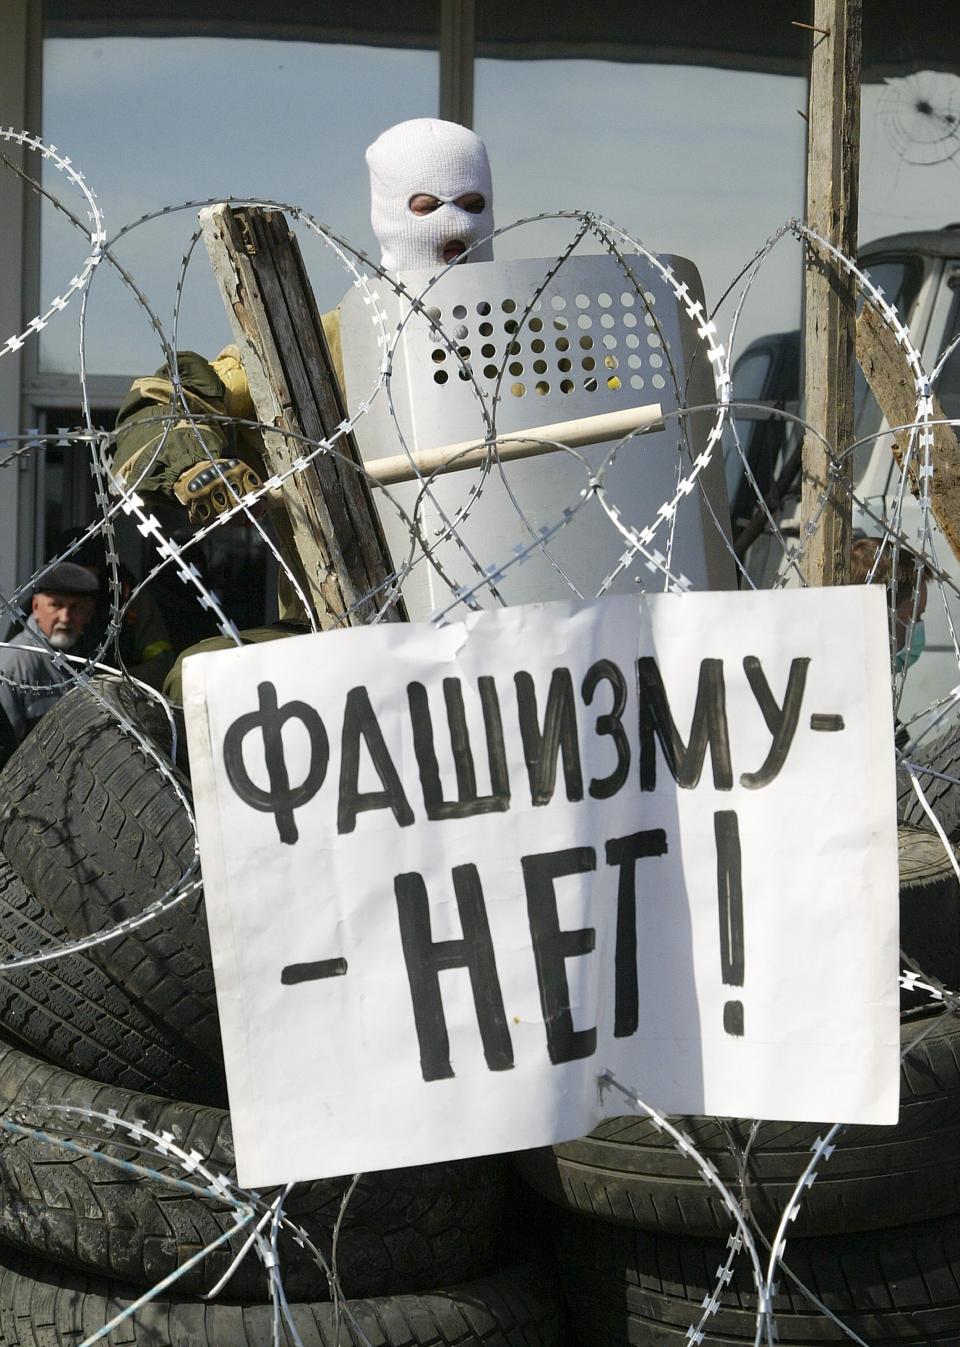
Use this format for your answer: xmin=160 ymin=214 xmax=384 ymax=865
xmin=173 ymin=457 xmax=263 ymax=525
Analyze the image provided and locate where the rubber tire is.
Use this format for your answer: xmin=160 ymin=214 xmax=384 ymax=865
xmin=514 ymin=1006 xmax=960 ymax=1237
xmin=899 ymin=822 xmax=960 ymax=996
xmin=0 ymin=1038 xmax=506 ymax=1301
xmin=0 ymin=676 xmax=223 ymax=1069
xmin=0 ymin=1252 xmax=563 ymax=1347
xmin=898 ymin=717 xmax=960 ymax=840
xmin=0 ymin=851 xmax=223 ymax=1103
xmin=553 ymin=1207 xmax=960 ymax=1345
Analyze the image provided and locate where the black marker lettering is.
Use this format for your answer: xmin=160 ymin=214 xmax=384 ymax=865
xmin=636 ymin=658 xmax=732 ymax=791
xmin=515 ymin=668 xmax=584 ymax=805
xmin=740 ymin=656 xmax=810 ymax=789
xmin=395 ymin=865 xmax=514 ymax=1081
xmin=582 ymin=659 xmax=630 ymax=800
xmin=338 ymin=686 xmax=414 ymax=833
xmin=522 ymin=846 xmax=597 ymax=1064
xmin=605 ymin=830 xmax=669 ymax=1037
xmin=222 ymin=681 xmax=329 ymax=845
xmin=714 ymin=810 xmax=745 ymax=1036
xmin=281 ymin=957 xmax=347 ymax=985
xmin=408 ymin=677 xmax=510 ymax=820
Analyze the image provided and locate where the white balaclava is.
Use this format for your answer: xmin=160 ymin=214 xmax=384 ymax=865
xmin=366 ymin=118 xmax=494 ymax=272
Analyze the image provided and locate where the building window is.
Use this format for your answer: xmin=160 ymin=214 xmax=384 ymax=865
xmin=40 ymin=30 xmax=439 ymax=376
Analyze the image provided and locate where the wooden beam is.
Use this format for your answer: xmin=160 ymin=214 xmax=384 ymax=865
xmin=799 ymin=0 xmax=861 ymax=586
xmin=200 ymin=203 xmax=406 ymax=627
xmin=857 ymin=302 xmax=960 ymax=565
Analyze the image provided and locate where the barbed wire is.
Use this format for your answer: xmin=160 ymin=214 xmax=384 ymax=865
xmin=1 ymin=126 xmax=960 ymax=1345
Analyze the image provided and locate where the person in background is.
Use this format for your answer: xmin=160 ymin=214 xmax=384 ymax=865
xmin=849 ymin=535 xmax=929 ymax=671
xmin=0 ymin=562 xmax=98 ymax=767
xmin=850 ymin=535 xmax=930 ymax=748
xmin=53 ymin=528 xmax=174 ymax=690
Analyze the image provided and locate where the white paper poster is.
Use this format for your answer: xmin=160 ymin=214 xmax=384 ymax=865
xmin=184 ymin=588 xmax=900 ymax=1187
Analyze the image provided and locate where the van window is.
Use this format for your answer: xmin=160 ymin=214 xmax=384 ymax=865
xmin=857 ymin=256 xmax=924 ymax=323
xmin=723 ymin=346 xmax=773 ymax=500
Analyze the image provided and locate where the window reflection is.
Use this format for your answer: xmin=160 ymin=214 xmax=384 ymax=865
xmin=40 ymin=35 xmax=438 ymax=374
xmin=475 ymin=59 xmax=807 ymax=355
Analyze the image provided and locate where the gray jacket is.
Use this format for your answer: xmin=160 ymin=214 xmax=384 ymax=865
xmin=0 ymin=615 xmax=74 ymax=752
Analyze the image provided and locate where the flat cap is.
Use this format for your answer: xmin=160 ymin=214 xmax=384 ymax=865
xmin=33 ymin=561 xmax=99 ymax=597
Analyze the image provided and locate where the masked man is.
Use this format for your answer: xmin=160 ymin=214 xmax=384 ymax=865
xmin=109 ymin=119 xmax=495 ymax=694
xmin=110 ymin=118 xmax=495 ymax=528
xmin=366 ymin=116 xmax=494 ymax=271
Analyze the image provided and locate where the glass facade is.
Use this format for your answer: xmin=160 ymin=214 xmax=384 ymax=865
xmin=18 ymin=10 xmax=960 ymax=619
xmin=40 ymin=33 xmax=439 ymax=374
xmin=475 ymin=58 xmax=808 ymax=354
xmin=35 ymin=25 xmax=439 ymax=605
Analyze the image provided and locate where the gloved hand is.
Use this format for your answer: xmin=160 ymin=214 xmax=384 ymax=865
xmin=173 ymin=457 xmax=263 ymax=525
xmin=112 ymin=350 xmax=266 ymax=503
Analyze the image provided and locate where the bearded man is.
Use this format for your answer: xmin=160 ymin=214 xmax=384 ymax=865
xmin=0 ymin=561 xmax=98 ymax=762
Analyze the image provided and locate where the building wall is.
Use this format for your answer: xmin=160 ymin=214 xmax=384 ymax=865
xmin=0 ymin=2 xmax=31 ymax=603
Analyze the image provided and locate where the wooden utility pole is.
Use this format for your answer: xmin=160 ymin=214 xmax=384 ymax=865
xmin=201 ymin=204 xmax=405 ymax=627
xmin=800 ymin=0 xmax=862 ymax=586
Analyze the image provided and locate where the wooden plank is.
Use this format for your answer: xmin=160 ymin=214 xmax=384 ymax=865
xmin=857 ymin=301 xmax=960 ymax=564
xmin=799 ymin=0 xmax=861 ymax=586
xmin=200 ymin=203 xmax=406 ymax=626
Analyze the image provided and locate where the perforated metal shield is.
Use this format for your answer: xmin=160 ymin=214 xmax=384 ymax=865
xmin=340 ymin=253 xmax=733 ymax=619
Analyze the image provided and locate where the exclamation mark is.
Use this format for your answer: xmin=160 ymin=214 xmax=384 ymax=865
xmin=714 ymin=810 xmax=745 ymax=1036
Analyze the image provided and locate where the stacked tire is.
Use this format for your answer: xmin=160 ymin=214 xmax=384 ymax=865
xmin=512 ymin=823 xmax=960 ymax=1345
xmin=898 ymin=716 xmax=960 ymax=842
xmin=0 ymin=677 xmax=564 ymax=1346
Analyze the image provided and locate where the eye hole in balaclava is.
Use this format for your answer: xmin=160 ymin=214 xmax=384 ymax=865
xmin=366 ymin=118 xmax=495 ymax=272
xmin=409 ymin=192 xmax=487 ymax=217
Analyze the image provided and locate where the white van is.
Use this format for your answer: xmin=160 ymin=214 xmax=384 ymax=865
xmin=726 ymin=225 xmax=960 ymax=729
